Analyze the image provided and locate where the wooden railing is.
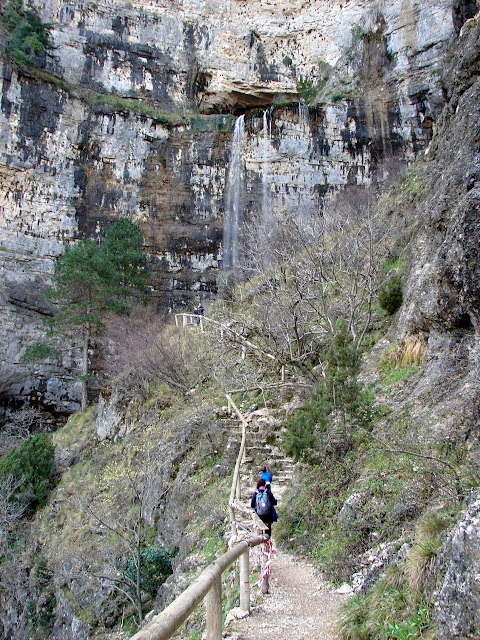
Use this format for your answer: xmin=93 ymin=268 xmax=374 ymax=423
xmin=174 ymin=313 xmax=205 ymax=332
xmin=130 ymin=380 xmax=271 ymax=640
xmin=175 ymin=312 xmax=289 ymax=384
xmin=130 ymin=534 xmax=267 ymax=640
xmin=227 ymin=392 xmax=247 ymax=536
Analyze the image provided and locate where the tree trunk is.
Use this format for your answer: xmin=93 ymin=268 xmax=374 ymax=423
xmin=81 ymin=323 xmax=90 ymax=411
xmin=136 ymin=535 xmax=143 ymax=626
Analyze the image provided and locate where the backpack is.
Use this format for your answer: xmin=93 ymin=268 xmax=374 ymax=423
xmin=255 ymin=490 xmax=271 ymax=516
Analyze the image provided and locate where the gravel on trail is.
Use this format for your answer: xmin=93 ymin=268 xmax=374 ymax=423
xmin=226 ymin=549 xmax=350 ymax=640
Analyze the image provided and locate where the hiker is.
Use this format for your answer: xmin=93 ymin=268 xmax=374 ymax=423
xmin=194 ymin=302 xmax=204 ymax=325
xmin=251 ymin=478 xmax=277 ymax=537
xmin=261 ymin=466 xmax=273 ymax=486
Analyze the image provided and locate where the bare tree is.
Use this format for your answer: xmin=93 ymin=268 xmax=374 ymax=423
xmin=237 ymin=185 xmax=395 ymax=381
xmin=70 ymin=455 xmax=173 ymax=629
xmin=0 ymin=406 xmax=45 ymax=458
xmin=100 ymin=310 xmax=214 ymax=394
xmin=0 ymin=475 xmax=26 ymax=557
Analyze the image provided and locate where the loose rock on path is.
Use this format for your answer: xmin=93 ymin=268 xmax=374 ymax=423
xmin=227 ymin=548 xmax=350 ymax=640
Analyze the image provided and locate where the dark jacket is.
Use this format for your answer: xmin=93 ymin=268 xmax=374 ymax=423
xmin=251 ymin=487 xmax=277 ymax=515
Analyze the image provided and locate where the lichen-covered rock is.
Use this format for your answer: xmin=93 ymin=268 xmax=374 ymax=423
xmin=51 ymin=588 xmax=90 ymax=640
xmin=30 ymin=0 xmax=455 ymax=115
xmin=433 ymin=490 xmax=480 ymax=640
xmin=397 ymin=17 xmax=480 ymax=338
xmin=95 ymin=389 xmax=125 ymax=441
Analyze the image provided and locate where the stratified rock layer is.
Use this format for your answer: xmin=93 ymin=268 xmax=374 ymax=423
xmin=0 ymin=0 xmax=464 ymax=407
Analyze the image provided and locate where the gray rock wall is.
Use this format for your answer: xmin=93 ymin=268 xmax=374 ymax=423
xmin=434 ymin=491 xmax=480 ymax=640
xmin=0 ymin=0 xmax=460 ymax=407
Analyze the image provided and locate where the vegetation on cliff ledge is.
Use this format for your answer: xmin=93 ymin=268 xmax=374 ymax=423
xmin=1 ymin=0 xmax=53 ymax=67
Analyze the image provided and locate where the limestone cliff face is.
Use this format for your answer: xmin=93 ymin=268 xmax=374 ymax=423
xmin=0 ymin=0 xmax=471 ymax=408
xmin=33 ymin=0 xmax=454 ymax=114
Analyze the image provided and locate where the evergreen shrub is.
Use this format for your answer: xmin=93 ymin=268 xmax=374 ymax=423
xmin=282 ymin=321 xmax=372 ymax=460
xmin=2 ymin=0 xmax=53 ymax=67
xmin=125 ymin=547 xmax=176 ymax=596
xmin=0 ymin=432 xmax=55 ymax=508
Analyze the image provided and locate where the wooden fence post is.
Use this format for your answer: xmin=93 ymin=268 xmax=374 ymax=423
xmin=260 ymin=540 xmax=269 ymax=594
xmin=260 ymin=572 xmax=269 ymax=594
xmin=183 ymin=315 xmax=187 ymax=328
xmin=206 ymin=577 xmax=222 ymax=640
xmin=239 ymin=550 xmax=250 ymax=612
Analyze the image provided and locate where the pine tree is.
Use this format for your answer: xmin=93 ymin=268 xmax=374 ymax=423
xmin=325 ymin=320 xmax=361 ymax=436
xmin=21 ymin=220 xmax=150 ymax=410
xmin=102 ymin=218 xmax=150 ymax=308
xmin=283 ymin=320 xmax=371 ymax=460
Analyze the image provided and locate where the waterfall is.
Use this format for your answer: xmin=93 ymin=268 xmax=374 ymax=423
xmin=262 ymin=109 xmax=271 ymax=225
xmin=223 ymin=115 xmax=245 ymax=274
xmin=298 ymin=102 xmax=309 ymax=130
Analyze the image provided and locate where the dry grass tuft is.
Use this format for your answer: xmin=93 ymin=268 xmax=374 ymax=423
xmin=401 ymin=335 xmax=427 ymax=366
xmin=405 ymin=511 xmax=449 ymax=590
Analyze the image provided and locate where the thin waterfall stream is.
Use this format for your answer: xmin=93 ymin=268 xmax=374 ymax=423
xmin=262 ymin=109 xmax=271 ymax=226
xmin=298 ymin=102 xmax=309 ymax=130
xmin=223 ymin=115 xmax=245 ymax=274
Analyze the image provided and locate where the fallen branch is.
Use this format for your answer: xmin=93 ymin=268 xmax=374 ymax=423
xmin=382 ymin=447 xmax=458 ymax=476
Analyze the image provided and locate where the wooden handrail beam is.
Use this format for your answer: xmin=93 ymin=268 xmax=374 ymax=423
xmin=130 ymin=536 xmax=266 ymax=640
xmin=174 ymin=313 xmax=276 ymax=361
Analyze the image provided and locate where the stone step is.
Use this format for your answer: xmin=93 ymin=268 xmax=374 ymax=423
xmin=245 ymin=445 xmax=275 ymax=454
xmin=229 ymin=406 xmax=296 ymax=529
xmin=244 ymin=450 xmax=285 ymax=461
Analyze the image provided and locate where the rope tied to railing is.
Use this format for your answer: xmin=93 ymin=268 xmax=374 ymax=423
xmin=254 ymin=539 xmax=276 ymax=590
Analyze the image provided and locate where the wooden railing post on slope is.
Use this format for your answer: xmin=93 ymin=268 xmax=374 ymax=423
xmin=206 ymin=576 xmax=222 ymax=640
xmin=226 ymin=393 xmax=248 ymax=538
xmin=260 ymin=540 xmax=270 ymax=594
xmin=239 ymin=550 xmax=250 ymax=611
xmin=129 ymin=536 xmax=266 ymax=640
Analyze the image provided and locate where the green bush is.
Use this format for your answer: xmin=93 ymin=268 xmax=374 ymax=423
xmin=125 ymin=546 xmax=175 ymax=596
xmin=296 ymin=75 xmax=318 ymax=105
xmin=282 ymin=390 xmax=322 ymax=460
xmin=20 ymin=341 xmax=58 ymax=364
xmin=2 ymin=0 xmax=53 ymax=67
xmin=378 ymin=274 xmax=403 ymax=315
xmin=0 ymin=432 xmax=55 ymax=508
xmin=282 ymin=321 xmax=372 ymax=460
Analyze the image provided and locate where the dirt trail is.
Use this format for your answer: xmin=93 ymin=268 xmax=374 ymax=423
xmin=227 ymin=548 xmax=349 ymax=640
